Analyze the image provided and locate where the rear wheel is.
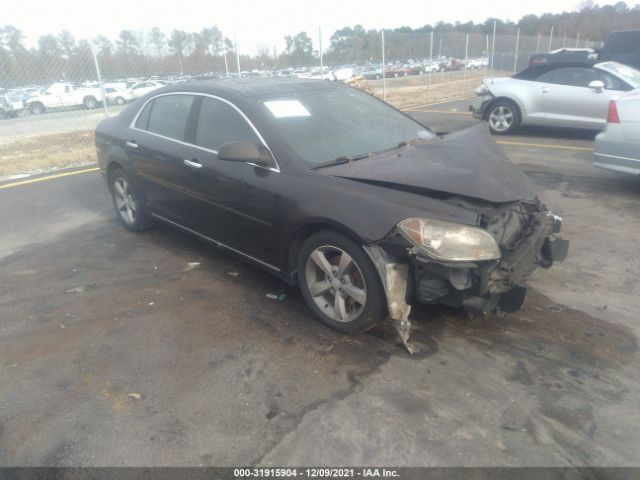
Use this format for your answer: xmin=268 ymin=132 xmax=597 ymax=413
xmin=109 ymin=168 xmax=152 ymax=231
xmin=30 ymin=102 xmax=45 ymax=115
xmin=83 ymin=96 xmax=98 ymax=109
xmin=487 ymin=100 xmax=520 ymax=135
xmin=298 ymin=230 xmax=387 ymax=333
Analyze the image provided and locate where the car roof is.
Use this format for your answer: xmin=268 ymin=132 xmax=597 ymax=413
xmin=513 ymin=60 xmax=600 ymax=80
xmin=156 ymin=77 xmax=338 ymax=100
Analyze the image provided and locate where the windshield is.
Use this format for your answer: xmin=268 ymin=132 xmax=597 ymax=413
xmin=600 ymin=62 xmax=640 ymax=89
xmin=258 ymin=86 xmax=433 ymax=165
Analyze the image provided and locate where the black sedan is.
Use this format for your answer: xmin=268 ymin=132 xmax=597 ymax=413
xmin=95 ymin=78 xmax=568 ymax=347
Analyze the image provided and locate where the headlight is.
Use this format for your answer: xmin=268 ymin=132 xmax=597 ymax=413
xmin=398 ymin=218 xmax=501 ymax=262
xmin=474 ymin=84 xmax=489 ymax=95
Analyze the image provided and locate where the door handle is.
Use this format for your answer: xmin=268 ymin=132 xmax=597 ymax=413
xmin=125 ymin=140 xmax=138 ymax=149
xmin=541 ymin=87 xmax=549 ymax=93
xmin=183 ymin=159 xmax=203 ymax=170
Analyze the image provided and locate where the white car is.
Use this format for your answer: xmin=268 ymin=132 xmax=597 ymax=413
xmin=26 ymin=82 xmax=104 ymax=114
xmin=471 ymin=60 xmax=640 ymax=134
xmin=1 ymin=93 xmax=24 ymax=118
xmin=129 ymin=81 xmax=165 ymax=99
xmin=593 ymin=92 xmax=640 ymax=175
xmin=104 ymin=87 xmax=133 ymax=106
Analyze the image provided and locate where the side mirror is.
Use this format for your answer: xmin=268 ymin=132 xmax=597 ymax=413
xmin=218 ymin=140 xmax=273 ymax=167
xmin=588 ymin=80 xmax=605 ymax=92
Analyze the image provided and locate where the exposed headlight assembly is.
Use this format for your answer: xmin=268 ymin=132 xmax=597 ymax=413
xmin=398 ymin=218 xmax=501 ymax=262
xmin=474 ymin=84 xmax=489 ymax=95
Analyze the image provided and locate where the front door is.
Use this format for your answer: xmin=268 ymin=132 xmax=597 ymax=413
xmin=542 ymin=66 xmax=623 ymax=128
xmin=180 ymin=96 xmax=282 ymax=265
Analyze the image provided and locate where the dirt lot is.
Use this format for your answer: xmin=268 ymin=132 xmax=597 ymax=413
xmin=0 ymin=130 xmax=95 ymax=179
xmin=0 ymin=100 xmax=639 ymax=467
xmin=369 ymin=69 xmax=508 ymax=109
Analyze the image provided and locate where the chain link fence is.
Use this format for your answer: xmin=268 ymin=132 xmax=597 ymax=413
xmin=0 ymin=26 xmax=595 ymax=180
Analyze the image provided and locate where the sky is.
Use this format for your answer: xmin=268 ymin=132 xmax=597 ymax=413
xmin=4 ymin=0 xmax=620 ymax=54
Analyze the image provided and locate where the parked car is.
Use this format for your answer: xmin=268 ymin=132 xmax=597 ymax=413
xmin=104 ymin=87 xmax=134 ymax=106
xmin=599 ymin=30 xmax=640 ymax=69
xmin=361 ymin=68 xmax=383 ymax=80
xmin=129 ymin=80 xmax=165 ymax=99
xmin=95 ymin=78 xmax=568 ymax=340
xmin=0 ymin=93 xmax=24 ymax=118
xmin=593 ymin=92 xmax=640 ymax=175
xmin=25 ymin=82 xmax=104 ymax=114
xmin=408 ymin=64 xmax=425 ymax=75
xmin=423 ymin=61 xmax=440 ymax=73
xmin=385 ymin=65 xmax=410 ymax=78
xmin=466 ymin=58 xmax=488 ymax=69
xmin=470 ymin=61 xmax=640 ymax=134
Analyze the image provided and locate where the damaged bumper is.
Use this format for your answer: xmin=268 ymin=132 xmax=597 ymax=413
xmin=365 ymin=209 xmax=568 ymax=350
xmin=469 ymin=94 xmax=492 ymax=120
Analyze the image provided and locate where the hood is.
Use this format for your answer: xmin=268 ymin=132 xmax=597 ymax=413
xmin=317 ymin=124 xmax=537 ymax=204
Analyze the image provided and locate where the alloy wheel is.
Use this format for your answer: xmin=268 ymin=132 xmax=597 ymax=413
xmin=113 ymin=177 xmax=137 ymax=225
xmin=305 ymin=246 xmax=367 ymax=323
xmin=489 ymin=105 xmax=514 ymax=132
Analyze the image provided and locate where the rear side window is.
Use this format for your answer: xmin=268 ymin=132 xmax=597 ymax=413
xmin=135 ymin=101 xmax=152 ymax=129
xmin=549 ymin=67 xmax=598 ymax=87
xmin=146 ymin=95 xmax=194 ymax=141
xmin=195 ymin=97 xmax=259 ymax=151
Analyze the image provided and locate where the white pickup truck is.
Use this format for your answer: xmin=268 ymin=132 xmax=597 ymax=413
xmin=26 ymin=83 xmax=105 ymax=114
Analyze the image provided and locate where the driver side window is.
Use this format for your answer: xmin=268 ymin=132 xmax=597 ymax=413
xmin=548 ymin=67 xmax=598 ymax=88
xmin=195 ymin=97 xmax=260 ymax=151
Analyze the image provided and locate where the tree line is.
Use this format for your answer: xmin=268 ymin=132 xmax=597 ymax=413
xmin=1 ymin=1 xmax=638 ymax=87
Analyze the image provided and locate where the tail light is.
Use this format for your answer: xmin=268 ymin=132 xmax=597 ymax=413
xmin=607 ymin=100 xmax=620 ymax=124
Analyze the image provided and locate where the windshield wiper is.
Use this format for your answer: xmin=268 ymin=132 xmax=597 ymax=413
xmin=310 ymin=152 xmax=370 ymax=170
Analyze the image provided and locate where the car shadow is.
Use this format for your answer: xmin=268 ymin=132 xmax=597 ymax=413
xmin=508 ymin=125 xmax=600 ymax=141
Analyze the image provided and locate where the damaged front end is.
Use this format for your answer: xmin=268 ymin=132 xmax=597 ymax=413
xmin=365 ymin=199 xmax=569 ymax=353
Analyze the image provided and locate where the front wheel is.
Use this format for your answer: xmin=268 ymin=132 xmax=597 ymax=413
xmin=115 ymin=96 xmax=126 ymax=105
xmin=298 ymin=230 xmax=387 ymax=333
xmin=487 ymin=101 xmax=520 ymax=135
xmin=109 ymin=168 xmax=152 ymax=231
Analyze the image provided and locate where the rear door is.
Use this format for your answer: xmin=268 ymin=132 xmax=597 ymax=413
xmin=542 ymin=67 xmax=623 ymax=128
xmin=126 ymin=94 xmax=196 ymax=219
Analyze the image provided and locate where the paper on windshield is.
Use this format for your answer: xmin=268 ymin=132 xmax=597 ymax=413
xmin=264 ymin=100 xmax=311 ymax=118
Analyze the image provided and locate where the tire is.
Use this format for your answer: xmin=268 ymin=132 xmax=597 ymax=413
xmin=29 ymin=102 xmax=45 ymax=115
xmin=115 ymin=96 xmax=126 ymax=105
xmin=83 ymin=96 xmax=97 ymax=109
xmin=109 ymin=168 xmax=153 ymax=231
xmin=297 ymin=230 xmax=387 ymax=334
xmin=487 ymin=100 xmax=520 ymax=135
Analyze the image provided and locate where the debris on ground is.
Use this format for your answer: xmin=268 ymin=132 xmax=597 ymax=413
xmin=127 ymin=393 xmax=142 ymax=400
xmin=64 ymin=283 xmax=96 ymax=294
xmin=227 ymin=271 xmax=240 ymax=277
xmin=266 ymin=292 xmax=287 ymax=302
xmin=183 ymin=262 xmax=201 ymax=272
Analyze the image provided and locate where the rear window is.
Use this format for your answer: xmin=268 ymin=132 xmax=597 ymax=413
xmin=143 ymin=95 xmax=194 ymax=141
